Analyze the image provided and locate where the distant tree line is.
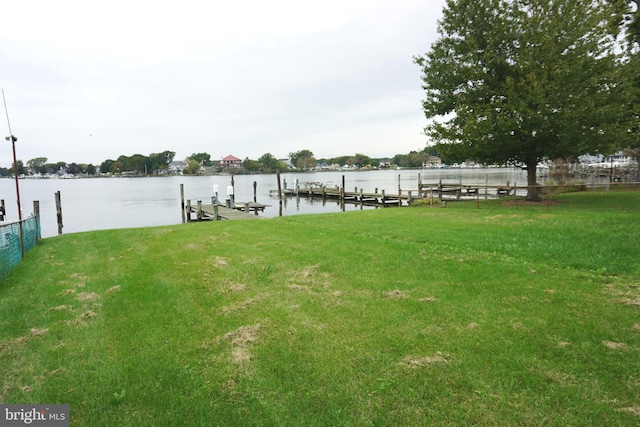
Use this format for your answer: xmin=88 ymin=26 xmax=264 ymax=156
xmin=1 ymin=147 xmax=446 ymax=177
xmin=0 ymin=151 xmax=176 ymax=177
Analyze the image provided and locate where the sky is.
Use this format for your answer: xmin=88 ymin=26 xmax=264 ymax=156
xmin=1 ymin=0 xmax=446 ymax=167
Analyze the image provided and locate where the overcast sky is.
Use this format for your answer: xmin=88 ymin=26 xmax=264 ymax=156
xmin=1 ymin=0 xmax=446 ymax=167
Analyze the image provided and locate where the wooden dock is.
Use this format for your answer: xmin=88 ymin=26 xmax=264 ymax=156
xmin=185 ymin=200 xmax=267 ymax=221
xmin=275 ymin=186 xmax=411 ymax=207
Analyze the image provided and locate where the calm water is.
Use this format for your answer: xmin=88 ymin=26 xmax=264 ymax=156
xmin=0 ymin=168 xmax=528 ymax=238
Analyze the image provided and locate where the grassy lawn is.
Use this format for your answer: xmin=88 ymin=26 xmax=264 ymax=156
xmin=1 ymin=191 xmax=639 ymax=426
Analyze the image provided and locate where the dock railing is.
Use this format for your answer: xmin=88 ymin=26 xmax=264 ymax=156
xmin=0 ymin=213 xmax=41 ymax=280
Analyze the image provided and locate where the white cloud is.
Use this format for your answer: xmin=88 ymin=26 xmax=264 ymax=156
xmin=0 ymin=0 xmax=445 ymax=167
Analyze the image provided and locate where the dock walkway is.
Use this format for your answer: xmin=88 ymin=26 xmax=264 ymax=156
xmin=185 ymin=201 xmax=267 ymax=221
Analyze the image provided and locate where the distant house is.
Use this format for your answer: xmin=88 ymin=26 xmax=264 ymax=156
xmin=221 ymin=155 xmax=243 ymax=169
xmin=422 ymin=156 xmax=442 ymax=168
xmin=378 ymin=158 xmax=391 ymax=169
xmin=168 ymin=160 xmax=186 ymax=174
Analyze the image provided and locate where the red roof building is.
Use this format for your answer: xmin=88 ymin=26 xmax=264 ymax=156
xmin=221 ymin=155 xmax=243 ymax=168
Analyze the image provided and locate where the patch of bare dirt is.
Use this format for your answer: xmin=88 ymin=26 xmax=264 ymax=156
xmin=210 ymin=256 xmax=229 ymax=267
xmin=617 ymin=407 xmax=640 ymax=417
xmin=603 ymin=340 xmax=628 ymax=350
xmin=76 ymin=292 xmax=100 ymax=302
xmin=222 ymin=283 xmax=247 ymax=293
xmin=223 ymin=324 xmax=260 ymax=364
xmin=30 ymin=328 xmax=49 ymax=337
xmin=558 ymin=341 xmax=572 ymax=347
xmin=106 ymin=285 xmax=121 ymax=294
xmin=220 ymin=297 xmax=263 ymax=315
xmin=65 ymin=311 xmax=97 ymax=326
xmin=286 ymin=265 xmax=332 ymax=289
xmin=400 ymin=352 xmax=450 ymax=368
xmin=49 ymin=305 xmax=73 ymax=312
xmin=419 ymin=296 xmax=437 ymax=302
xmin=383 ymin=290 xmax=409 ymax=299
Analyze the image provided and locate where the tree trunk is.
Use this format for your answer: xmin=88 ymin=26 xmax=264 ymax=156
xmin=525 ymin=160 xmax=540 ymax=202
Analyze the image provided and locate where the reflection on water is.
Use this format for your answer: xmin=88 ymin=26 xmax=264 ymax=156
xmin=0 ymin=168 xmax=534 ymax=238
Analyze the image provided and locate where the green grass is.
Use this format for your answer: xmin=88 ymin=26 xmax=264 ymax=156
xmin=1 ymin=191 xmax=639 ymax=426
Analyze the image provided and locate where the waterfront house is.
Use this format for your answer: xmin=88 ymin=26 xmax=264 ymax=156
xmin=221 ymin=155 xmax=243 ymax=169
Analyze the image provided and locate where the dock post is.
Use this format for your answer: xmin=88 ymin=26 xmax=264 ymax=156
xmin=341 ymin=175 xmax=345 ymax=211
xmin=0 ymin=199 xmax=5 ymax=221
xmin=211 ymin=196 xmax=219 ymax=220
xmin=438 ymin=179 xmax=443 ymax=202
xmin=186 ymin=200 xmax=192 ymax=222
xmin=197 ymin=200 xmax=203 ymax=220
xmin=180 ymin=184 xmax=186 ymax=223
xmin=322 ymin=185 xmax=326 ymax=201
xmin=418 ymin=173 xmax=422 ymax=198
xmin=360 ymin=188 xmax=364 ymax=209
xmin=55 ymin=191 xmax=63 ymax=235
xmin=382 ymin=189 xmax=386 ymax=206
xmin=253 ymin=181 xmax=257 ymax=203
xmin=277 ymin=169 xmax=283 ymax=216
xmin=33 ymin=200 xmax=40 ymax=241
xmin=398 ymin=174 xmax=402 ymax=207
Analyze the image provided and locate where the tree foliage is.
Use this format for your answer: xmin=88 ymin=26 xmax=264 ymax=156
xmin=189 ymin=152 xmax=211 ymax=166
xmin=184 ymin=159 xmax=202 ymax=175
xmin=26 ymin=157 xmax=48 ymax=174
xmin=257 ymin=153 xmax=287 ymax=173
xmin=289 ymin=149 xmax=316 ymax=169
xmin=415 ymin=0 xmax=633 ymax=200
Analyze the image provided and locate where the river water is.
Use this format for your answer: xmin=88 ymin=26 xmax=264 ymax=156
xmin=0 ymin=168 xmax=529 ymax=238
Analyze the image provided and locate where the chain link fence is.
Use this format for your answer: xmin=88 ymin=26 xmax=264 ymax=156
xmin=0 ymin=214 xmax=41 ymax=280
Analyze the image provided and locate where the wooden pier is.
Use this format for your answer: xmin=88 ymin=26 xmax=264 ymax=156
xmin=275 ymin=185 xmax=411 ymax=207
xmin=273 ymin=179 xmax=521 ymax=207
xmin=184 ymin=200 xmax=267 ymax=221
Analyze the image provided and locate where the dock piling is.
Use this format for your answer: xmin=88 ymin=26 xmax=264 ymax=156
xmin=55 ymin=191 xmax=63 ymax=235
xmin=180 ymin=184 xmax=185 ymax=223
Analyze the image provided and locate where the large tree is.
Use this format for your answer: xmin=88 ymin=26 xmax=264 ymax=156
xmin=415 ymin=0 xmax=633 ymax=200
xmin=26 ymin=157 xmax=47 ymax=175
xmin=289 ymin=149 xmax=315 ymax=170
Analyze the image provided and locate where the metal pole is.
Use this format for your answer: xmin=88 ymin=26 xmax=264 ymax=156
xmin=3 ymin=90 xmax=23 ymax=257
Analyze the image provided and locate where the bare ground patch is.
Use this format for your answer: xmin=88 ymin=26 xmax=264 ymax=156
xmin=30 ymin=328 xmax=49 ymax=337
xmin=49 ymin=305 xmax=73 ymax=312
xmin=209 ymin=256 xmax=229 ymax=268
xmin=400 ymin=352 xmax=450 ymax=368
xmin=383 ymin=290 xmax=409 ymax=299
xmin=419 ymin=296 xmax=437 ymax=302
xmin=223 ymin=324 xmax=261 ymax=364
xmin=286 ymin=265 xmax=332 ymax=289
xmin=220 ymin=296 xmax=266 ymax=315
xmin=603 ymin=341 xmax=628 ymax=351
xmin=106 ymin=286 xmax=121 ymax=294
xmin=76 ymin=292 xmax=100 ymax=302
xmin=617 ymin=407 xmax=640 ymax=417
xmin=221 ymin=283 xmax=247 ymax=293
xmin=65 ymin=311 xmax=98 ymax=326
